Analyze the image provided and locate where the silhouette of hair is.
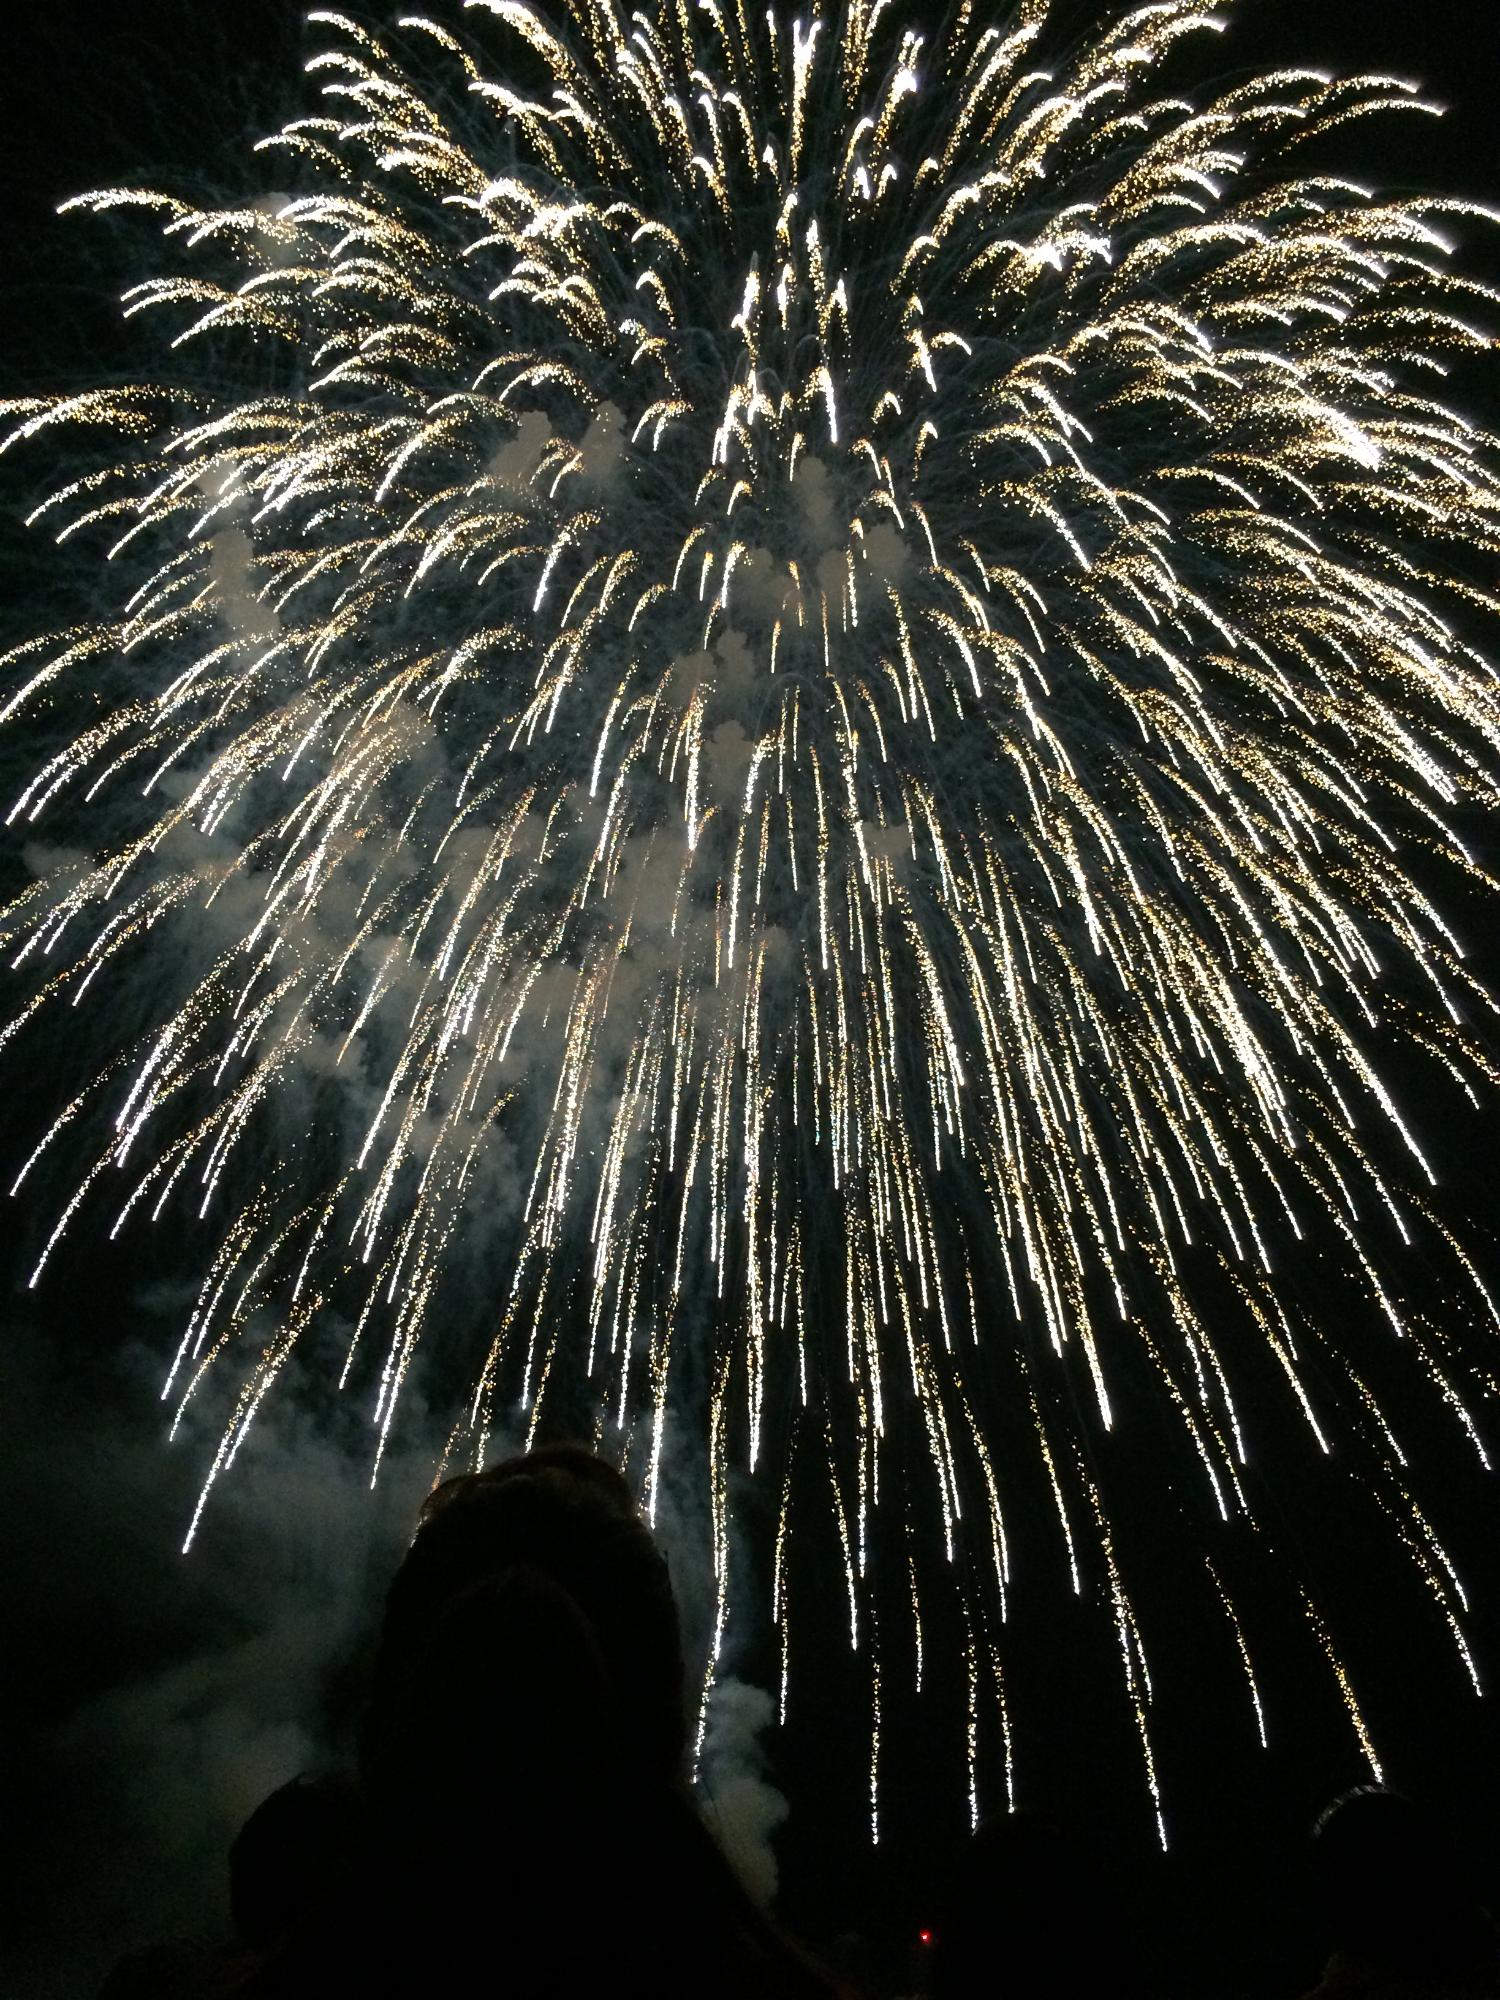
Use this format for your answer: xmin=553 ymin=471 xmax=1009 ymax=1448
xmin=304 ymin=1443 xmax=836 ymax=1999
xmin=931 ymin=1809 xmax=1145 ymax=1999
xmin=361 ymin=1443 xmax=686 ymax=1810
xmin=1308 ymin=1787 xmax=1498 ymax=1981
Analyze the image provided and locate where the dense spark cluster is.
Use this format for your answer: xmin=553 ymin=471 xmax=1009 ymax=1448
xmin=4 ymin=0 xmax=1500 ymax=1839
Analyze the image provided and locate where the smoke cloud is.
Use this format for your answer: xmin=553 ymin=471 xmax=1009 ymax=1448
xmin=1 ymin=1316 xmax=439 ymax=1998
xmin=698 ymin=1675 xmax=791 ymax=1908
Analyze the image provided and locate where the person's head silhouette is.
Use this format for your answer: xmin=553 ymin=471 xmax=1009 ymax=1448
xmin=231 ymin=1446 xmax=835 ymax=1999
xmin=1308 ymin=1786 xmax=1497 ymax=1985
xmin=362 ymin=1444 xmax=686 ymax=1826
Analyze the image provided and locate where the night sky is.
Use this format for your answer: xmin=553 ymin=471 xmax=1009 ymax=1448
xmin=3 ymin=3 xmax=1500 ymax=1996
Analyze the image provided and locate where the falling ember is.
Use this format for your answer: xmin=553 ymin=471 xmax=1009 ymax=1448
xmin=2 ymin=0 xmax=1499 ymax=1835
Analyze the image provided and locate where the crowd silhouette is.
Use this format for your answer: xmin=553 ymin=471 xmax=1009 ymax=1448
xmin=98 ymin=1446 xmax=1499 ymax=1999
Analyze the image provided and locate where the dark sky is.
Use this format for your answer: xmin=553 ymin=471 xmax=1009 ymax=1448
xmin=2 ymin=3 xmax=1499 ymax=1996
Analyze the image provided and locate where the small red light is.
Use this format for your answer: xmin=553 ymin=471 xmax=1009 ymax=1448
xmin=919 ymin=1930 xmax=933 ymax=1946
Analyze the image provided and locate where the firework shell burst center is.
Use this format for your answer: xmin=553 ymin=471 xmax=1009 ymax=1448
xmin=3 ymin=0 xmax=1500 ymax=1840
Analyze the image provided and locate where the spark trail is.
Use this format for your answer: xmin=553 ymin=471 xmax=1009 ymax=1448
xmin=4 ymin=0 xmax=1500 ymax=1840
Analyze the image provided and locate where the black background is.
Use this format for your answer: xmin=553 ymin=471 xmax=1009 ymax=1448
xmin=2 ymin=3 xmax=1499 ymax=1995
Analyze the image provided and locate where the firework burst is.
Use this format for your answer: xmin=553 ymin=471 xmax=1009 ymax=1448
xmin=4 ymin=0 xmax=1500 ymax=1841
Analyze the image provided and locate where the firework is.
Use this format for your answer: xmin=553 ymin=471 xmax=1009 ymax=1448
xmin=4 ymin=0 xmax=1499 ymax=1843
